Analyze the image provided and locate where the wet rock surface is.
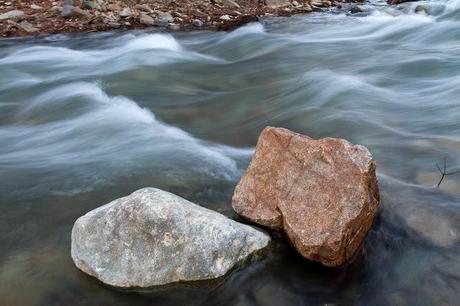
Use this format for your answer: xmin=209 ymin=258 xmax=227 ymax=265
xmin=232 ymin=127 xmax=380 ymax=267
xmin=0 ymin=0 xmax=361 ymax=37
xmin=71 ymin=187 xmax=270 ymax=288
xmin=387 ymin=0 xmax=420 ymax=4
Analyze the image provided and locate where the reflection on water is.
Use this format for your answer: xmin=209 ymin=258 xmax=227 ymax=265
xmin=1 ymin=0 xmax=460 ymax=305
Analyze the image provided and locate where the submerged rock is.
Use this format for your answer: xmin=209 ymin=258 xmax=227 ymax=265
xmin=232 ymin=127 xmax=380 ymax=267
xmin=387 ymin=0 xmax=420 ymax=4
xmin=71 ymin=188 xmax=270 ymax=288
xmin=414 ymin=5 xmax=428 ymax=15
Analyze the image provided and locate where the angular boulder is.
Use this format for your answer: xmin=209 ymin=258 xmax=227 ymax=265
xmin=232 ymin=127 xmax=379 ymax=267
xmin=71 ymin=188 xmax=270 ymax=288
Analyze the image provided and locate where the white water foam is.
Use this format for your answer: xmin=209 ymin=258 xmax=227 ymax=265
xmin=0 ymin=83 xmax=252 ymax=184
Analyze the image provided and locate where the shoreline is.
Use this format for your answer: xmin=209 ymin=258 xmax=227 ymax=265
xmin=0 ymin=0 xmax=364 ymax=38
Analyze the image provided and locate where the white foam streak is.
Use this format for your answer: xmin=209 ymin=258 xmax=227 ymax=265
xmin=0 ymin=82 xmax=250 ymax=182
xmin=0 ymin=34 xmax=189 ymax=73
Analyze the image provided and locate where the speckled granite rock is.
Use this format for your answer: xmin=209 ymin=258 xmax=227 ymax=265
xmin=232 ymin=127 xmax=379 ymax=267
xmin=71 ymin=188 xmax=270 ymax=288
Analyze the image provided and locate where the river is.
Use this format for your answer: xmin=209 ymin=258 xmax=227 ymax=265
xmin=0 ymin=0 xmax=459 ymax=305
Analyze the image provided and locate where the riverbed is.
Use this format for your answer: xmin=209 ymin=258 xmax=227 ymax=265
xmin=1 ymin=0 xmax=459 ymax=305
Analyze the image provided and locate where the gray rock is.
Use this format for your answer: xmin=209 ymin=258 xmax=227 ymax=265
xmin=139 ymin=13 xmax=155 ymax=26
xmin=349 ymin=4 xmax=364 ymax=14
xmin=30 ymin=4 xmax=43 ymax=10
xmin=17 ymin=21 xmax=38 ymax=33
xmin=192 ymin=19 xmax=203 ymax=28
xmin=108 ymin=22 xmax=121 ymax=28
xmin=303 ymin=3 xmax=313 ymax=11
xmin=61 ymin=5 xmax=90 ymax=18
xmin=61 ymin=5 xmax=73 ymax=17
xmin=415 ymin=5 xmax=428 ymax=14
xmin=265 ymin=0 xmax=290 ymax=8
xmin=135 ymin=4 xmax=151 ymax=12
xmin=168 ymin=23 xmax=181 ymax=31
xmin=0 ymin=10 xmax=24 ymax=21
xmin=71 ymin=188 xmax=270 ymax=288
xmin=154 ymin=11 xmax=173 ymax=26
xmin=119 ymin=7 xmax=132 ymax=18
xmin=223 ymin=0 xmax=240 ymax=8
xmin=82 ymin=0 xmax=99 ymax=10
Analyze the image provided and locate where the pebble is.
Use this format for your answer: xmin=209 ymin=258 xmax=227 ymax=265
xmin=223 ymin=0 xmax=240 ymax=8
xmin=220 ymin=14 xmax=231 ymax=20
xmin=154 ymin=11 xmax=173 ymax=26
xmin=30 ymin=4 xmax=43 ymax=10
xmin=168 ymin=23 xmax=181 ymax=31
xmin=311 ymin=1 xmax=322 ymax=7
xmin=349 ymin=4 xmax=364 ymax=14
xmin=108 ymin=22 xmax=121 ymax=28
xmin=415 ymin=5 xmax=428 ymax=14
xmin=82 ymin=0 xmax=98 ymax=10
xmin=17 ymin=20 xmax=38 ymax=33
xmin=265 ymin=0 xmax=290 ymax=8
xmin=0 ymin=10 xmax=24 ymax=21
xmin=192 ymin=19 xmax=203 ymax=28
xmin=119 ymin=7 xmax=132 ymax=18
xmin=135 ymin=4 xmax=151 ymax=12
xmin=61 ymin=5 xmax=89 ymax=18
xmin=139 ymin=13 xmax=154 ymax=26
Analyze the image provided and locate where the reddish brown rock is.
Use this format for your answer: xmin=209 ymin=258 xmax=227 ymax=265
xmin=232 ymin=127 xmax=380 ymax=267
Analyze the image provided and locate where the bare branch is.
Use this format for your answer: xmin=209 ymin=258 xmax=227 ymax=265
xmin=446 ymin=169 xmax=460 ymax=176
xmin=437 ymin=163 xmax=443 ymax=174
xmin=436 ymin=157 xmax=460 ymax=187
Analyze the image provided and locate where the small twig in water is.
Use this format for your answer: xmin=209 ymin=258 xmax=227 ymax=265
xmin=436 ymin=157 xmax=460 ymax=187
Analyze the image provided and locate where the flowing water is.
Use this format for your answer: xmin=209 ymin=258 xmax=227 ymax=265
xmin=1 ymin=0 xmax=460 ymax=305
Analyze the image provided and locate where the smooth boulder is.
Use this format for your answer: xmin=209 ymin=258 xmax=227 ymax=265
xmin=71 ymin=188 xmax=270 ymax=288
xmin=232 ymin=127 xmax=379 ymax=267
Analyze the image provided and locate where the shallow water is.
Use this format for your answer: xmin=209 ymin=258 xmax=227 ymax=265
xmin=1 ymin=0 xmax=460 ymax=305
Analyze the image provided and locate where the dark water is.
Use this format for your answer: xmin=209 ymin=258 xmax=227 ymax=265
xmin=1 ymin=0 xmax=460 ymax=305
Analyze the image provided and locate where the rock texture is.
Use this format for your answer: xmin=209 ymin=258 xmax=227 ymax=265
xmin=71 ymin=187 xmax=270 ymax=288
xmin=232 ymin=127 xmax=379 ymax=267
